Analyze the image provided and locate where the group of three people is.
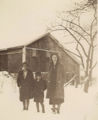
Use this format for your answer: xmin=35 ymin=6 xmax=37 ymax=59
xmin=17 ymin=54 xmax=65 ymax=114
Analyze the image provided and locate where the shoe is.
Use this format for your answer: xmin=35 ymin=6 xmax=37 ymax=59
xmin=37 ymin=110 xmax=40 ymax=112
xmin=37 ymin=109 xmax=40 ymax=112
xmin=25 ymin=108 xmax=28 ymax=110
xmin=57 ymin=109 xmax=60 ymax=114
xmin=51 ymin=108 xmax=56 ymax=114
xmin=42 ymin=111 xmax=45 ymax=113
xmin=55 ymin=108 xmax=60 ymax=114
xmin=42 ymin=109 xmax=45 ymax=113
xmin=23 ymin=107 xmax=26 ymax=110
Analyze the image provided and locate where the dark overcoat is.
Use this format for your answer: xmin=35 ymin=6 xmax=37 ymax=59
xmin=46 ymin=62 xmax=65 ymax=104
xmin=17 ymin=69 xmax=34 ymax=101
xmin=33 ymin=79 xmax=46 ymax=103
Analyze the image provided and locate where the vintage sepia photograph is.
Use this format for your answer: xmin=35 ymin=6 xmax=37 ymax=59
xmin=0 ymin=0 xmax=97 ymax=120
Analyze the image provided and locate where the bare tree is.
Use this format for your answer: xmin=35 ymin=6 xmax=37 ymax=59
xmin=49 ymin=0 xmax=97 ymax=92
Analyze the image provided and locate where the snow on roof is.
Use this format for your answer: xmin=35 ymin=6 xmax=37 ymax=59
xmin=0 ymin=33 xmax=49 ymax=51
xmin=0 ymin=32 xmax=80 ymax=64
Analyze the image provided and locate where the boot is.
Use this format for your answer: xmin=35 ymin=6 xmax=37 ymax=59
xmin=36 ymin=102 xmax=40 ymax=112
xmin=42 ymin=106 xmax=45 ymax=113
xmin=56 ymin=104 xmax=61 ymax=114
xmin=57 ymin=108 xmax=60 ymax=114
xmin=51 ymin=105 xmax=56 ymax=113
xmin=41 ymin=103 xmax=45 ymax=113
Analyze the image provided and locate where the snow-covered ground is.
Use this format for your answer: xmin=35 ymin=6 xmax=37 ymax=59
xmin=0 ymin=72 xmax=98 ymax=120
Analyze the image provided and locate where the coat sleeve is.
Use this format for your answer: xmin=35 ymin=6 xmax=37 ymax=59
xmin=29 ymin=70 xmax=35 ymax=88
xmin=57 ymin=64 xmax=65 ymax=85
xmin=47 ymin=64 xmax=51 ymax=83
xmin=31 ymin=71 xmax=34 ymax=83
xmin=17 ymin=71 xmax=21 ymax=87
xmin=61 ymin=64 xmax=66 ymax=84
xmin=42 ymin=80 xmax=47 ymax=91
xmin=44 ymin=80 xmax=47 ymax=90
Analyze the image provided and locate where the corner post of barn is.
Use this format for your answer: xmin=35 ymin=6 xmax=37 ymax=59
xmin=22 ymin=46 xmax=26 ymax=63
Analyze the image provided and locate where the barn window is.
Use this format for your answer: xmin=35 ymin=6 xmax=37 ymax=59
xmin=32 ymin=50 xmax=37 ymax=57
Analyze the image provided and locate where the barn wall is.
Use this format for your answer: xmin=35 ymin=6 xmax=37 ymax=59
xmin=0 ymin=54 xmax=8 ymax=71
xmin=8 ymin=49 xmax=22 ymax=73
xmin=26 ymin=36 xmax=50 ymax=72
xmin=26 ymin=35 xmax=80 ymax=81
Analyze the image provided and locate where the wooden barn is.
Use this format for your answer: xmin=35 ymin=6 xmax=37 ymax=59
xmin=0 ymin=33 xmax=80 ymax=82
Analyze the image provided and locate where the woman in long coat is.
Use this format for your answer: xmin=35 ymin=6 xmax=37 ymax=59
xmin=17 ymin=62 xmax=34 ymax=110
xmin=47 ymin=54 xmax=65 ymax=114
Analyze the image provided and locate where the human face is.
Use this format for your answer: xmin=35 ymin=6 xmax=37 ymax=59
xmin=23 ymin=64 xmax=27 ymax=71
xmin=36 ymin=76 xmax=41 ymax=81
xmin=52 ymin=55 xmax=58 ymax=65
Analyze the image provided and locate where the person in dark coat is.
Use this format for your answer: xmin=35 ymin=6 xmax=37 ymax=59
xmin=17 ymin=62 xmax=34 ymax=110
xmin=46 ymin=54 xmax=65 ymax=114
xmin=33 ymin=72 xmax=46 ymax=113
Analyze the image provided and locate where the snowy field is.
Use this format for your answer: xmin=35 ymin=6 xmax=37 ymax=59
xmin=0 ymin=72 xmax=98 ymax=120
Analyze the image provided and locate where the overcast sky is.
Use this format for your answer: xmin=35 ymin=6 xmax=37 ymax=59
xmin=0 ymin=0 xmax=97 ymax=77
xmin=0 ymin=0 xmax=85 ymax=49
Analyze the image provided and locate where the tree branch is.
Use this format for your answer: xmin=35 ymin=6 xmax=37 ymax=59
xmin=69 ymin=27 xmax=90 ymax=45
xmin=76 ymin=43 xmax=85 ymax=69
xmin=67 ymin=1 xmax=96 ymax=14
xmin=58 ymin=25 xmax=88 ymax=57
xmin=92 ymin=31 xmax=97 ymax=41
xmin=62 ymin=19 xmax=90 ymax=36
xmin=64 ymin=48 xmax=81 ymax=58
xmin=90 ymin=5 xmax=97 ymax=40
xmin=89 ymin=61 xmax=97 ymax=72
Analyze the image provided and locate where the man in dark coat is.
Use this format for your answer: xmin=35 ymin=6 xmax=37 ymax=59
xmin=33 ymin=72 xmax=47 ymax=113
xmin=47 ymin=54 xmax=65 ymax=114
xmin=17 ymin=62 xmax=34 ymax=110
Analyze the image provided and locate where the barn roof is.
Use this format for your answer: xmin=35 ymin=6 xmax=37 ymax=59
xmin=0 ymin=33 xmax=49 ymax=51
xmin=0 ymin=32 xmax=80 ymax=64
